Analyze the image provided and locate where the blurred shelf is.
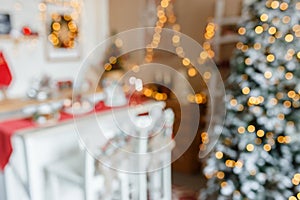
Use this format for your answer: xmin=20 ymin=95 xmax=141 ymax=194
xmin=0 ymin=34 xmax=39 ymax=41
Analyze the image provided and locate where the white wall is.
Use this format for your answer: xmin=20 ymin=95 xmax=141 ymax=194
xmin=0 ymin=0 xmax=109 ymax=98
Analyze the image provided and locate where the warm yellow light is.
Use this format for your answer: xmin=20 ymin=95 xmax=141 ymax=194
xmin=52 ymin=22 xmax=61 ymax=31
xmin=287 ymin=49 xmax=295 ymax=56
xmin=143 ymin=88 xmax=153 ymax=97
xmin=268 ymin=27 xmax=277 ymax=35
xmin=263 ymin=144 xmax=271 ymax=152
xmin=115 ymin=38 xmax=123 ymax=48
xmin=157 ymin=10 xmax=165 ymax=18
xmin=241 ymin=45 xmax=249 ymax=52
xmin=248 ymin=97 xmax=257 ymax=105
xmin=277 ymin=113 xmax=285 ymax=120
xmin=216 ymin=171 xmax=225 ymax=179
xmin=257 ymin=130 xmax=265 ymax=137
xmin=172 ymin=24 xmax=181 ymax=32
xmin=176 ymin=47 xmax=184 ymax=57
xmin=215 ymin=151 xmax=223 ymax=159
xmin=155 ymin=93 xmax=164 ymax=101
xmin=284 ymin=101 xmax=292 ymax=108
xmin=104 ymin=63 xmax=112 ymax=71
xmin=230 ymin=99 xmax=238 ymax=106
xmin=236 ymin=42 xmax=243 ymax=49
xmin=235 ymin=160 xmax=243 ymax=168
xmin=161 ymin=0 xmax=169 ymax=8
xmin=288 ymin=90 xmax=296 ymax=98
xmin=264 ymin=71 xmax=272 ymax=79
xmin=297 ymin=193 xmax=300 ymax=199
xmin=266 ymin=54 xmax=275 ymax=62
xmin=225 ymin=160 xmax=235 ymax=168
xmin=260 ymin=13 xmax=268 ymax=22
xmin=250 ymin=170 xmax=256 ymax=176
xmin=247 ymin=125 xmax=255 ymax=133
xmin=109 ymin=56 xmax=117 ymax=64
xmin=280 ymin=2 xmax=288 ymax=10
xmin=285 ymin=34 xmax=294 ymax=42
xmin=285 ymin=136 xmax=291 ymax=143
xmin=294 ymin=174 xmax=300 ymax=181
xmin=268 ymin=36 xmax=276 ymax=43
xmin=297 ymin=52 xmax=300 ymax=59
xmin=238 ymin=27 xmax=246 ymax=35
xmin=285 ymin=72 xmax=294 ymax=80
xmin=187 ymin=94 xmax=195 ymax=103
xmin=282 ymin=16 xmax=291 ymax=24
xmin=182 ymin=58 xmax=191 ymax=66
xmin=253 ymin=43 xmax=261 ymax=50
xmin=195 ymin=93 xmax=206 ymax=104
xmin=297 ymin=2 xmax=300 ymax=10
xmin=275 ymin=31 xmax=283 ymax=38
xmin=289 ymin=196 xmax=297 ymax=200
xmin=255 ymin=26 xmax=264 ymax=34
xmin=242 ymin=87 xmax=250 ymax=95
xmin=38 ymin=3 xmax=47 ymax=11
xmin=255 ymin=138 xmax=262 ymax=145
xmin=271 ymin=1 xmax=279 ymax=9
xmin=203 ymin=71 xmax=211 ymax=80
xmin=246 ymin=144 xmax=254 ymax=152
xmin=200 ymin=51 xmax=208 ymax=59
xmin=238 ymin=126 xmax=245 ymax=134
xmin=188 ymin=68 xmax=197 ymax=77
xmin=245 ymin=58 xmax=252 ymax=65
xmin=270 ymin=98 xmax=278 ymax=105
xmin=293 ymin=25 xmax=300 ymax=32
xmin=172 ymin=35 xmax=180 ymax=44
xmin=292 ymin=178 xmax=299 ymax=186
xmin=277 ymin=136 xmax=285 ymax=143
xmin=221 ymin=182 xmax=227 ymax=188
xmin=159 ymin=15 xmax=167 ymax=23
xmin=168 ymin=15 xmax=176 ymax=23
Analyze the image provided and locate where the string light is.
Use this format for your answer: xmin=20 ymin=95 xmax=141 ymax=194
xmin=263 ymin=144 xmax=271 ymax=151
xmin=215 ymin=151 xmax=223 ymax=159
xmin=270 ymin=1 xmax=280 ymax=9
xmin=260 ymin=13 xmax=268 ymax=22
xmin=238 ymin=27 xmax=246 ymax=35
xmin=247 ymin=125 xmax=255 ymax=133
xmin=238 ymin=126 xmax=245 ymax=134
xmin=285 ymin=72 xmax=294 ymax=80
xmin=257 ymin=130 xmax=265 ymax=137
xmin=255 ymin=26 xmax=264 ymax=34
xmin=285 ymin=34 xmax=294 ymax=42
xmin=264 ymin=71 xmax=272 ymax=79
xmin=242 ymin=87 xmax=250 ymax=95
xmin=282 ymin=16 xmax=291 ymax=24
xmin=253 ymin=43 xmax=261 ymax=50
xmin=246 ymin=144 xmax=254 ymax=151
xmin=279 ymin=2 xmax=288 ymax=11
xmin=266 ymin=54 xmax=275 ymax=62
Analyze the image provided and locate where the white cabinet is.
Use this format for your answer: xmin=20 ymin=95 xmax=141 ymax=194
xmin=3 ymin=101 xmax=165 ymax=200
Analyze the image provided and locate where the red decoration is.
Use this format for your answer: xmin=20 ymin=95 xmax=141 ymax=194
xmin=22 ymin=26 xmax=32 ymax=35
xmin=0 ymin=52 xmax=12 ymax=88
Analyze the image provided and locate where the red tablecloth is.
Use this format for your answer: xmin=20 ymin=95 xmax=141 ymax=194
xmin=0 ymin=95 xmax=147 ymax=171
xmin=0 ymin=101 xmax=111 ymax=171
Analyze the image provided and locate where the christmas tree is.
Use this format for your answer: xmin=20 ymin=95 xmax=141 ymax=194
xmin=201 ymin=0 xmax=300 ymax=199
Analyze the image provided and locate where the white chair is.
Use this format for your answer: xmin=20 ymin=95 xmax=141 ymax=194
xmin=44 ymin=106 xmax=175 ymax=200
xmin=102 ymin=107 xmax=175 ymax=200
xmin=44 ymin=149 xmax=105 ymax=200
